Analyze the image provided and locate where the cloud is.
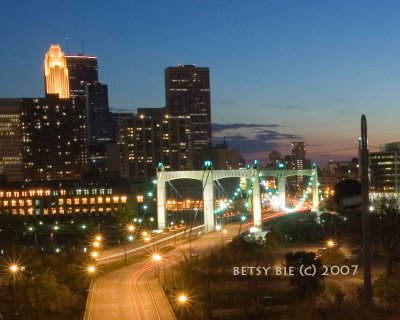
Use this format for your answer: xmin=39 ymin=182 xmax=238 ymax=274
xmin=212 ymin=123 xmax=280 ymax=133
xmin=336 ymin=109 xmax=361 ymax=115
xmin=256 ymin=104 xmax=311 ymax=112
xmin=212 ymin=123 xmax=302 ymax=160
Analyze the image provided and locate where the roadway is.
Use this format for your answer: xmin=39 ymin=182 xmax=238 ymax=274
xmin=86 ymin=213 xmax=286 ymax=320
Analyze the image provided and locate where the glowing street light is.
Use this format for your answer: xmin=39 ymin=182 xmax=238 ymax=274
xmin=91 ymin=251 xmax=99 ymax=258
xmin=9 ymin=264 xmax=19 ymax=274
xmin=93 ymin=241 xmax=100 ymax=248
xmin=152 ymin=254 xmax=162 ymax=262
xmin=87 ymin=265 xmax=96 ymax=274
xmin=177 ymin=294 xmax=187 ymax=303
xmin=144 ymin=236 xmax=151 ymax=242
xmin=95 ymin=235 xmax=102 ymax=242
xmin=127 ymin=224 xmax=135 ymax=233
xmin=327 ymin=240 xmax=335 ymax=248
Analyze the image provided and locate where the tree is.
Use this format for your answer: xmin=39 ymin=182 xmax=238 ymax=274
xmin=371 ymin=197 xmax=400 ymax=275
xmin=286 ymin=251 xmax=324 ymax=300
xmin=115 ymin=202 xmax=133 ymax=225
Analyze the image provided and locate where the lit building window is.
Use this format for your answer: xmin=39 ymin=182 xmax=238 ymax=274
xmin=45 ymin=190 xmax=51 ymax=196
xmin=60 ymin=190 xmax=66 ymax=196
xmin=98 ymin=197 xmax=103 ymax=204
xmin=137 ymin=195 xmax=144 ymax=203
xmin=26 ymin=200 xmax=32 ymax=206
xmin=19 ymin=200 xmax=24 ymax=206
xmin=90 ymin=198 xmax=95 ymax=205
xmin=113 ymin=197 xmax=119 ymax=203
xmin=11 ymin=200 xmax=16 ymax=207
xmin=59 ymin=199 xmax=64 ymax=205
xmin=67 ymin=198 xmax=72 ymax=205
xmin=28 ymin=208 xmax=33 ymax=215
xmin=74 ymin=198 xmax=80 ymax=205
xmin=3 ymin=201 xmax=8 ymax=207
xmin=82 ymin=198 xmax=88 ymax=205
xmin=121 ymin=196 xmax=127 ymax=203
xmin=106 ymin=197 xmax=111 ymax=204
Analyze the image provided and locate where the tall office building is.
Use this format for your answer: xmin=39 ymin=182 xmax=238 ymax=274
xmin=369 ymin=141 xmax=400 ymax=193
xmin=292 ymin=142 xmax=306 ymax=160
xmin=112 ymin=113 xmax=135 ymax=178
xmin=0 ymin=99 xmax=23 ymax=182
xmin=86 ymin=82 xmax=113 ymax=144
xmin=44 ymin=45 xmax=70 ymax=99
xmin=165 ymin=64 xmax=211 ymax=151
xmin=21 ymin=95 xmax=87 ymax=181
xmin=65 ymin=54 xmax=98 ymax=99
xmin=123 ymin=108 xmax=190 ymax=178
xmin=289 ymin=141 xmax=310 ymax=188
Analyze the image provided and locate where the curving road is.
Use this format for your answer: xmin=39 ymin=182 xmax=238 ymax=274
xmin=86 ymin=212 xmax=288 ymax=320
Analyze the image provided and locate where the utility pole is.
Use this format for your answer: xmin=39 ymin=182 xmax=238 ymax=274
xmin=361 ymin=114 xmax=372 ymax=305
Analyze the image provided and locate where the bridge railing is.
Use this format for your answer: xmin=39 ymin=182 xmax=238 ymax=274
xmin=96 ymin=224 xmax=205 ymax=265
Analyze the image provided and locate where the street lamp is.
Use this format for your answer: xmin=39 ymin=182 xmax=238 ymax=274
xmin=222 ymin=230 xmax=227 ymax=247
xmin=87 ymin=265 xmax=96 ymax=274
xmin=152 ymin=254 xmax=162 ymax=279
xmin=327 ymin=239 xmax=335 ymax=248
xmin=124 ymin=224 xmax=136 ymax=265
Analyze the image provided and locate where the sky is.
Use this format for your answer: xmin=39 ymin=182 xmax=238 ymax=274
xmin=1 ymin=0 xmax=400 ymax=165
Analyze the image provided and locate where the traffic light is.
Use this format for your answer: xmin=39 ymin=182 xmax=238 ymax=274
xmin=278 ymin=163 xmax=285 ymax=170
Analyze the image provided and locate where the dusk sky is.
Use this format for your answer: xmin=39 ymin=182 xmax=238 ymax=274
xmin=1 ymin=1 xmax=400 ymax=165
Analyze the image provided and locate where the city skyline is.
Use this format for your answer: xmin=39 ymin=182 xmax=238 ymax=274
xmin=2 ymin=1 xmax=400 ymax=164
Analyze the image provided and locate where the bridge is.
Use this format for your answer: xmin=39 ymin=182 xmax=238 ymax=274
xmin=156 ymin=163 xmax=319 ymax=233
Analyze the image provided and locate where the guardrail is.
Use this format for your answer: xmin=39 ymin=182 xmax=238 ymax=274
xmin=96 ymin=224 xmax=205 ymax=265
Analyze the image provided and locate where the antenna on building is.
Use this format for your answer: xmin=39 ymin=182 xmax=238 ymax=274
xmin=65 ymin=37 xmax=69 ymax=54
xmin=81 ymin=40 xmax=85 ymax=55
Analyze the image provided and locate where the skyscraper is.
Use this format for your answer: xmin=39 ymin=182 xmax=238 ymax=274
xmin=165 ymin=65 xmax=211 ymax=151
xmin=44 ymin=45 xmax=70 ymax=99
xmin=113 ymin=108 xmax=190 ymax=178
xmin=65 ymin=54 xmax=98 ymax=99
xmin=21 ymin=95 xmax=87 ymax=181
xmin=0 ymin=99 xmax=23 ymax=182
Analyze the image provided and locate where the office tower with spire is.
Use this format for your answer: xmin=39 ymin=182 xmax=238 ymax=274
xmin=44 ymin=45 xmax=70 ymax=99
xmin=165 ymin=64 xmax=212 ymax=151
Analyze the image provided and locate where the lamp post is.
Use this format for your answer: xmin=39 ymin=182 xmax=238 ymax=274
xmin=125 ymin=224 xmax=135 ymax=265
xmin=9 ymin=264 xmax=20 ymax=318
xmin=237 ymin=215 xmax=246 ymax=239
xmin=152 ymin=254 xmax=161 ymax=279
xmin=222 ymin=230 xmax=227 ymax=247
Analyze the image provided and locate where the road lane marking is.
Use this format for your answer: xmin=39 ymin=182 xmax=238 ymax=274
xmin=146 ymin=280 xmax=162 ymax=320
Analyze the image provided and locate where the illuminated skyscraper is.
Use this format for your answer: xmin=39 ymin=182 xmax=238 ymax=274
xmin=165 ymin=65 xmax=211 ymax=151
xmin=44 ymin=45 xmax=70 ymax=99
xmin=65 ymin=54 xmax=98 ymax=99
